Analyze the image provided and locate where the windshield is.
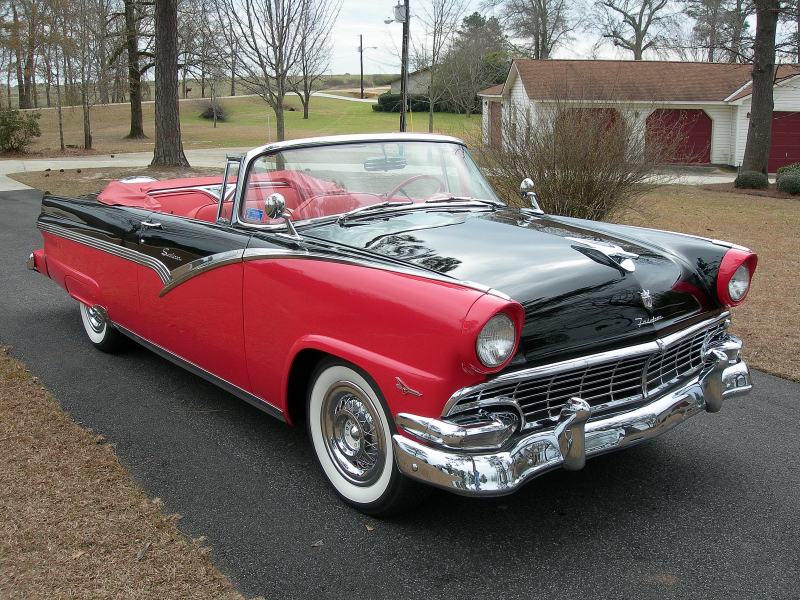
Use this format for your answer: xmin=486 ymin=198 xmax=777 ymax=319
xmin=238 ymin=140 xmax=501 ymax=225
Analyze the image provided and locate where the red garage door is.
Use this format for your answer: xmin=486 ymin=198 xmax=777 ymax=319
xmin=768 ymin=112 xmax=800 ymax=173
xmin=647 ymin=109 xmax=712 ymax=163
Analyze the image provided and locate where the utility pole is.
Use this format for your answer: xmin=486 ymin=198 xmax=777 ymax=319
xmin=358 ymin=36 xmax=378 ymax=100
xmin=386 ymin=1 xmax=410 ymax=131
xmin=400 ymin=0 xmax=409 ymax=131
xmin=360 ymin=35 xmax=365 ymax=99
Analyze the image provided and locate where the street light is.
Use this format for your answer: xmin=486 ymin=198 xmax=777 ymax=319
xmin=357 ymin=35 xmax=377 ymax=100
xmin=385 ymin=0 xmax=410 ymax=132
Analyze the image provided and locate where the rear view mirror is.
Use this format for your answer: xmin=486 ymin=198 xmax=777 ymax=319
xmin=364 ymin=156 xmax=407 ymax=171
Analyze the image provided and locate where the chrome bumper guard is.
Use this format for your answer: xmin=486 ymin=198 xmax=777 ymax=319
xmin=393 ymin=344 xmax=752 ymax=496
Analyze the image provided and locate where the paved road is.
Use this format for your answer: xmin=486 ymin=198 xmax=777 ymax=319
xmin=2 ymin=188 xmax=798 ymax=600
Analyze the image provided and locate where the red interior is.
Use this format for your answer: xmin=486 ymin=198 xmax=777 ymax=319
xmin=97 ymin=173 xmax=385 ymax=224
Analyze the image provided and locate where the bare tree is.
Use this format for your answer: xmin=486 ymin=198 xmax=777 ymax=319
xmin=215 ymin=0 xmax=333 ymax=141
xmin=108 ymin=0 xmax=153 ymax=138
xmin=417 ymin=0 xmax=467 ymax=132
xmin=438 ymin=13 xmax=508 ymax=117
xmin=486 ymin=0 xmax=579 ymax=59
xmin=682 ymin=0 xmax=755 ymax=62
xmin=150 ymin=0 xmax=188 ymax=166
xmin=778 ymin=0 xmax=799 ymax=61
xmin=741 ymin=0 xmax=782 ymax=174
xmin=287 ymin=0 xmax=340 ymax=119
xmin=590 ymin=0 xmax=677 ymax=59
xmin=5 ymin=0 xmax=46 ymax=109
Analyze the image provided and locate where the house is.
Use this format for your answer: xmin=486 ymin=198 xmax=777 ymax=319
xmin=388 ymin=68 xmax=432 ymax=96
xmin=479 ymin=59 xmax=800 ymax=172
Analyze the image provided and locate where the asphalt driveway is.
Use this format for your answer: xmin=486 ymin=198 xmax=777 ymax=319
xmin=2 ymin=188 xmax=798 ymax=600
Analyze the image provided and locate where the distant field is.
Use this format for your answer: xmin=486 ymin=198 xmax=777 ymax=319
xmin=25 ymin=94 xmax=480 ymax=155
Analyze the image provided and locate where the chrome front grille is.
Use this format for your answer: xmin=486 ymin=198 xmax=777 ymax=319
xmin=645 ymin=324 xmax=723 ymax=392
xmin=447 ymin=317 xmax=729 ymax=431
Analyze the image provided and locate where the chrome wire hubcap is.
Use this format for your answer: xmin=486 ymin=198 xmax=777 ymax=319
xmin=85 ymin=306 xmax=104 ymax=333
xmin=322 ymin=382 xmax=385 ymax=486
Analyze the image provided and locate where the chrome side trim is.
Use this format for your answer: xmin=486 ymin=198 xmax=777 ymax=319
xmin=114 ymin=323 xmax=286 ymax=422
xmin=442 ymin=313 xmax=730 ymax=417
xmin=41 ymin=221 xmax=509 ymax=300
xmin=39 ymin=222 xmax=244 ymax=297
xmin=159 ymin=250 xmax=245 ymax=297
xmin=39 ymin=221 xmax=172 ymax=284
xmin=394 ymin=356 xmax=751 ymax=496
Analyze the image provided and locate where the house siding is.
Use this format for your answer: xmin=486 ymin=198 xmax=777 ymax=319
xmin=479 ymin=62 xmax=800 ymax=169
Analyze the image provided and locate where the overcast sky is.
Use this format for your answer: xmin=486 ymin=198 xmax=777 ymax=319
xmin=327 ymin=0 xmax=610 ymax=77
xmin=328 ymin=0 xmax=481 ymax=77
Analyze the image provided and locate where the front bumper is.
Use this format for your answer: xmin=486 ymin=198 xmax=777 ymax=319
xmin=392 ymin=347 xmax=751 ymax=496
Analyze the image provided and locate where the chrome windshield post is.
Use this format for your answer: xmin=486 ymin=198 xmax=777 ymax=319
xmin=218 ymin=154 xmax=244 ymax=224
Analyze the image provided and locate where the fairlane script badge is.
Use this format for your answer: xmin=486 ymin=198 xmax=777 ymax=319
xmin=636 ymin=315 xmax=663 ymax=327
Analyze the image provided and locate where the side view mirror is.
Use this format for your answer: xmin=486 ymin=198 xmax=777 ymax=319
xmin=266 ymin=193 xmax=286 ymax=219
xmin=519 ymin=178 xmax=543 ymax=213
xmin=266 ymin=193 xmax=299 ymax=237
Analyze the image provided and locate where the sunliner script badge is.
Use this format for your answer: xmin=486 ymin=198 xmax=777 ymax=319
xmin=161 ymin=248 xmax=183 ymax=261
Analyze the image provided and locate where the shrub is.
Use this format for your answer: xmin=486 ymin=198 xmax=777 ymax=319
xmin=776 ymin=173 xmax=800 ymax=195
xmin=734 ymin=171 xmax=769 ymax=189
xmin=196 ymin=99 xmax=228 ymax=122
xmin=470 ymin=98 xmax=687 ymax=220
xmin=0 ymin=108 xmax=41 ymax=151
xmin=776 ymin=162 xmax=800 ymax=181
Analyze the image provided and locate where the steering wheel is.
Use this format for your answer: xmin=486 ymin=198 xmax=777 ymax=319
xmin=385 ymin=174 xmax=446 ymax=201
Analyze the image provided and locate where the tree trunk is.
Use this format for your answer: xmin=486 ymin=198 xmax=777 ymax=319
xmin=12 ymin=5 xmax=26 ymax=109
xmin=150 ymin=0 xmax=189 ymax=167
xmin=82 ymin=85 xmax=93 ymax=150
xmin=125 ymin=0 xmax=147 ymax=138
xmin=230 ymin=52 xmax=236 ymax=96
xmin=740 ymin=0 xmax=780 ymax=175
xmin=56 ymin=65 xmax=64 ymax=151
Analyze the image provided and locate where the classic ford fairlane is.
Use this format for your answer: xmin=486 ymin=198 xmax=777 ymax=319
xmin=29 ymin=133 xmax=757 ymax=515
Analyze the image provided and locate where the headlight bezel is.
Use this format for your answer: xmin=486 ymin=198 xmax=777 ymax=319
xmin=476 ymin=312 xmax=517 ymax=368
xmin=716 ymin=248 xmax=757 ymax=307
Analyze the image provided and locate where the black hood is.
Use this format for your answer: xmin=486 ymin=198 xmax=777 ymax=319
xmin=304 ymin=208 xmax=724 ymax=365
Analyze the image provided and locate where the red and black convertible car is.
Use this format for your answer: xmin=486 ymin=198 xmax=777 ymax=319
xmin=29 ymin=133 xmax=757 ymax=515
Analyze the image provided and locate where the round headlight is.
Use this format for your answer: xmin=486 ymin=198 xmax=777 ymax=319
xmin=476 ymin=313 xmax=516 ymax=368
xmin=728 ymin=262 xmax=750 ymax=303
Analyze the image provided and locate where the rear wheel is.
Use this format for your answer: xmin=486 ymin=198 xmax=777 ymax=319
xmin=307 ymin=359 xmax=429 ymax=516
xmin=79 ymin=303 xmax=128 ymax=352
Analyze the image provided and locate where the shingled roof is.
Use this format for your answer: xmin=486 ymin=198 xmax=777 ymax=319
xmin=481 ymin=59 xmax=800 ymax=103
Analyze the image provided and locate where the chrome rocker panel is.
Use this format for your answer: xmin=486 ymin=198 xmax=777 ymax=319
xmin=392 ymin=345 xmax=751 ymax=496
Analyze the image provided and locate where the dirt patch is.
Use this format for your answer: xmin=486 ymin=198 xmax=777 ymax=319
xmin=9 ymin=166 xmax=224 ymax=198
xmin=700 ymin=181 xmax=799 ymax=199
xmin=1 ymin=148 xmax=104 ymax=159
xmin=618 ymin=184 xmax=799 ymax=382
xmin=0 ymin=347 xmax=246 ymax=599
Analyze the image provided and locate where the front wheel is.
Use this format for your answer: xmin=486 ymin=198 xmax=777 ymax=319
xmin=79 ymin=303 xmax=128 ymax=353
xmin=307 ymin=359 xmax=429 ymax=516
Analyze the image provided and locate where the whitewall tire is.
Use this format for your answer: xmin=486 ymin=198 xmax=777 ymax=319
xmin=79 ymin=303 xmax=128 ymax=352
xmin=307 ymin=359 xmax=428 ymax=516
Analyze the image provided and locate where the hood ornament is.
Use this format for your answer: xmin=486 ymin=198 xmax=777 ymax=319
xmin=565 ymin=237 xmax=638 ymax=273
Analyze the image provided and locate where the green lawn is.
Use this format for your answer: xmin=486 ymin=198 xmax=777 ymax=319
xmin=29 ymin=95 xmax=481 ymax=155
